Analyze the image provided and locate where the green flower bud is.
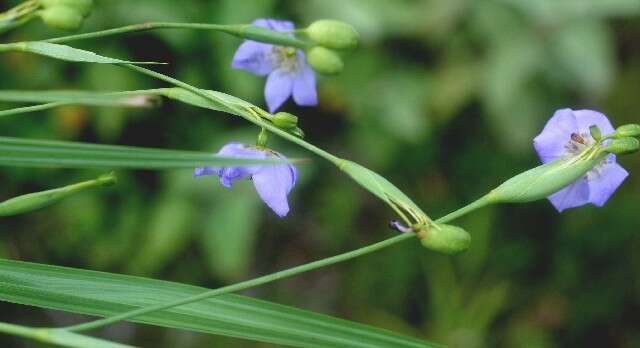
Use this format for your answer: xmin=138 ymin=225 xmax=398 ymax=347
xmin=614 ymin=124 xmax=640 ymax=138
xmin=489 ymin=155 xmax=604 ymax=204
xmin=291 ymin=127 xmax=305 ymax=138
xmin=418 ymin=224 xmax=471 ymax=255
xmin=39 ymin=6 xmax=84 ymax=30
xmin=589 ymin=125 xmax=602 ymax=141
xmin=0 ymin=173 xmax=116 ymax=217
xmin=40 ymin=0 xmax=93 ymax=17
xmin=256 ymin=128 xmax=269 ymax=147
xmin=306 ymin=46 xmax=344 ymax=75
xmin=305 ymin=19 xmax=359 ymax=50
xmin=602 ymin=137 xmax=639 ymax=155
xmin=272 ymin=112 xmax=298 ymax=130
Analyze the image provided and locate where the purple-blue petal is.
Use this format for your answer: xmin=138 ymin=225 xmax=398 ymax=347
xmin=252 ymin=160 xmax=296 ymax=217
xmin=265 ymin=69 xmax=294 ymax=112
xmin=588 ymin=161 xmax=628 ymax=207
xmin=231 ymin=40 xmax=274 ymax=76
xmin=573 ymin=109 xmax=615 ymax=136
xmin=533 ymin=108 xmax=578 ymax=163
xmin=292 ymin=54 xmax=318 ymax=107
xmin=547 ymin=178 xmax=590 ymax=212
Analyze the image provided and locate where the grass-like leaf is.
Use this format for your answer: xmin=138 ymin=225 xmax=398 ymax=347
xmin=0 ymin=90 xmax=162 ymax=107
xmin=0 ymin=259 xmax=437 ymax=348
xmin=0 ymin=42 xmax=163 ymax=64
xmin=0 ymin=137 xmax=283 ymax=169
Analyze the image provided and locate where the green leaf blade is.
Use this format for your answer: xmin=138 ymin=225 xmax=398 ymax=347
xmin=0 ymin=137 xmax=284 ymax=170
xmin=0 ymin=259 xmax=438 ymax=348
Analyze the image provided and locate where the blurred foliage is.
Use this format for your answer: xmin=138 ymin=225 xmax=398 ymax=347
xmin=1 ymin=0 xmax=639 ymax=347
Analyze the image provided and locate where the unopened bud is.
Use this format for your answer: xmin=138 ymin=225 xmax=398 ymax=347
xmin=602 ymin=137 xmax=639 ymax=155
xmin=291 ymin=127 xmax=305 ymax=138
xmin=272 ymin=112 xmax=298 ymax=130
xmin=418 ymin=224 xmax=471 ymax=255
xmin=257 ymin=128 xmax=269 ymax=147
xmin=306 ymin=46 xmax=343 ymax=75
xmin=40 ymin=0 xmax=93 ymax=17
xmin=305 ymin=19 xmax=359 ymax=51
xmin=39 ymin=6 xmax=84 ymax=30
xmin=589 ymin=125 xmax=602 ymax=141
xmin=614 ymin=124 xmax=640 ymax=138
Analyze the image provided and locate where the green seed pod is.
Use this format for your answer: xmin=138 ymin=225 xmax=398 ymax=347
xmin=305 ymin=19 xmax=359 ymax=50
xmin=418 ymin=224 xmax=471 ymax=255
xmin=272 ymin=112 xmax=298 ymax=130
xmin=0 ymin=173 xmax=116 ymax=217
xmin=489 ymin=156 xmax=604 ymax=204
xmin=614 ymin=124 xmax=640 ymax=138
xmin=602 ymin=137 xmax=639 ymax=155
xmin=40 ymin=0 xmax=93 ymax=17
xmin=39 ymin=6 xmax=84 ymax=31
xmin=306 ymin=46 xmax=344 ymax=75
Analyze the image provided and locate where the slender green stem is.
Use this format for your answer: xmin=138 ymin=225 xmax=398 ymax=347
xmin=122 ymin=64 xmax=344 ymax=165
xmin=64 ymin=196 xmax=490 ymax=333
xmin=43 ymin=22 xmax=311 ymax=49
xmin=0 ymin=0 xmax=39 ymax=34
xmin=0 ymin=101 xmax=68 ymax=117
xmin=436 ymin=193 xmax=493 ymax=224
xmin=0 ymin=321 xmax=134 ymax=347
xmin=0 ymin=322 xmax=39 ymax=340
xmin=64 ymin=233 xmax=414 ymax=332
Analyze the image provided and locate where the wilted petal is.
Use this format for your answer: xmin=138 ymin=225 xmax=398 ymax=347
xmin=292 ymin=55 xmax=318 ymax=106
xmin=574 ymin=109 xmax=615 ymax=136
xmin=265 ymin=69 xmax=294 ymax=112
xmin=588 ymin=161 xmax=628 ymax=207
xmin=231 ymin=40 xmax=274 ymax=76
xmin=252 ymin=161 xmax=296 ymax=217
xmin=533 ymin=108 xmax=578 ymax=163
xmin=547 ymin=178 xmax=590 ymax=212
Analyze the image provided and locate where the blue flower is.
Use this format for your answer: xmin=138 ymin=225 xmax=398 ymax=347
xmin=231 ymin=18 xmax=317 ymax=113
xmin=195 ymin=142 xmax=297 ymax=217
xmin=533 ymin=108 xmax=628 ymax=212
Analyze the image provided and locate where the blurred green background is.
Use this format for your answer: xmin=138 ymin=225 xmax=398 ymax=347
xmin=1 ymin=0 xmax=639 ymax=347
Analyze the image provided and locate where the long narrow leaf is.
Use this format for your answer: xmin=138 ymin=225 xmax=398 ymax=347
xmin=0 ymin=42 xmax=163 ymax=64
xmin=0 ymin=259 xmax=437 ymax=348
xmin=0 ymin=137 xmax=283 ymax=169
xmin=0 ymin=89 xmax=162 ymax=107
